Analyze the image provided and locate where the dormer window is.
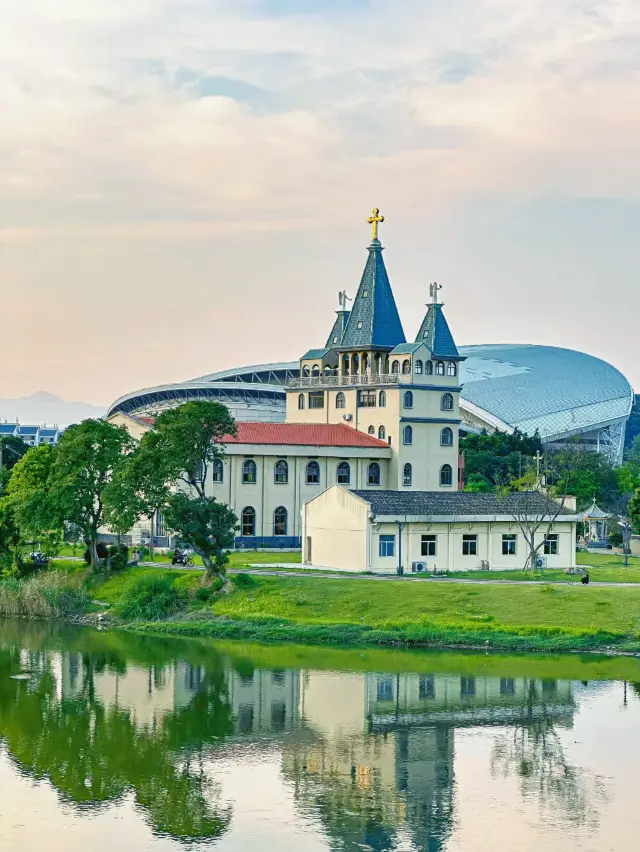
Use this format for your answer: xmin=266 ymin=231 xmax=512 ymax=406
xmin=363 ymin=289 xmax=369 ymax=297
xmin=333 ymin=336 xmax=338 ymax=344
xmin=356 ymin=320 xmax=363 ymax=329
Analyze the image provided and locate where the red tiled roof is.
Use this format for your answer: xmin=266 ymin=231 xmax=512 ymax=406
xmin=223 ymin=422 xmax=389 ymax=448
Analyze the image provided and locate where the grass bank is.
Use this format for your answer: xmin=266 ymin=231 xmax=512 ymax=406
xmin=0 ymin=572 xmax=89 ymax=618
xmin=92 ymin=568 xmax=640 ymax=654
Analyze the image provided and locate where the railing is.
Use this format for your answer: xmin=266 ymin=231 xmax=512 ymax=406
xmin=288 ymin=373 xmax=412 ymax=389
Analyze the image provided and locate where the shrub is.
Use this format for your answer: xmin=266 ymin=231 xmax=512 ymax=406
xmin=233 ymin=573 xmax=257 ymax=589
xmin=83 ymin=541 xmax=109 ymax=565
xmin=107 ymin=544 xmax=129 ymax=571
xmin=0 ymin=573 xmax=89 ymax=618
xmin=117 ymin=574 xmax=186 ymax=621
xmin=194 ymin=576 xmax=224 ymax=604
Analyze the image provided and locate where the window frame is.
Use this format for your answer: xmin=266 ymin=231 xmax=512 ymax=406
xmin=402 ymin=359 xmax=411 ymax=375
xmin=368 ymin=462 xmax=381 ymax=486
xmin=544 ymin=533 xmax=559 ymax=555
xmin=403 ymin=462 xmax=412 ymax=487
xmin=306 ymin=460 xmax=320 ymax=485
xmin=212 ymin=458 xmax=224 ymax=483
xmin=391 ymin=360 xmax=400 ymax=374
xmin=379 ymin=534 xmax=395 ymax=557
xmin=441 ymin=427 xmax=454 ymax=447
xmin=358 ymin=390 xmax=377 ymax=408
xmin=403 ymin=425 xmax=413 ymax=446
xmin=336 ymin=461 xmax=351 ymax=485
xmin=335 ymin=391 xmax=346 ymax=409
xmin=440 ymin=464 xmax=453 ymax=487
xmin=368 ymin=425 xmax=375 ymax=435
xmin=415 ymin=359 xmax=423 ymax=375
xmin=378 ymin=425 xmax=386 ymax=441
xmin=426 ymin=361 xmax=433 ymax=375
xmin=436 ymin=361 xmax=445 ymax=376
xmin=447 ymin=361 xmax=457 ymax=377
xmin=502 ymin=534 xmax=517 ymax=556
xmin=441 ymin=393 xmax=454 ymax=411
xmin=242 ymin=459 xmax=257 ymax=484
xmin=462 ymin=534 xmax=477 ymax=556
xmin=274 ymin=459 xmax=289 ymax=484
xmin=421 ymin=534 xmax=437 ymax=556
xmin=241 ymin=506 xmax=256 ymax=536
xmin=404 ymin=390 xmax=414 ymax=409
xmin=378 ymin=390 xmax=386 ymax=408
xmin=273 ymin=506 xmax=288 ymax=537
xmin=298 ymin=393 xmax=305 ymax=410
xmin=308 ymin=391 xmax=325 ymax=409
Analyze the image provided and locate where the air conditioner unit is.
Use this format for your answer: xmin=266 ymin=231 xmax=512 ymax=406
xmin=412 ymin=561 xmax=427 ymax=573
xmin=343 ymin=414 xmax=353 ymax=421
xmin=536 ymin=556 xmax=547 ymax=569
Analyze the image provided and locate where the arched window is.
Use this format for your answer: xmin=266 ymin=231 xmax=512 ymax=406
xmin=343 ymin=355 xmax=350 ymax=375
xmin=337 ymin=461 xmax=351 ymax=484
xmin=415 ymin=360 xmax=423 ymax=375
xmin=312 ymin=365 xmax=320 ymax=377
xmin=212 ymin=458 xmax=224 ymax=483
xmin=441 ymin=393 xmax=454 ymax=411
xmin=447 ymin=362 xmax=457 ymax=377
xmin=274 ymin=460 xmax=289 ymax=484
xmin=379 ymin=390 xmax=386 ymax=408
xmin=368 ymin=462 xmax=381 ymax=486
xmin=426 ymin=361 xmax=433 ymax=375
xmin=378 ymin=425 xmax=386 ymax=440
xmin=336 ymin=391 xmax=346 ymax=409
xmin=403 ymin=425 xmax=413 ymax=445
xmin=391 ymin=360 xmax=400 ymax=374
xmin=242 ymin=460 xmax=257 ymax=484
xmin=368 ymin=425 xmax=375 ymax=435
xmin=306 ymin=460 xmax=320 ymax=485
xmin=241 ymin=507 xmax=256 ymax=536
xmin=441 ymin=427 xmax=454 ymax=447
xmin=440 ymin=464 xmax=453 ymax=487
xmin=273 ymin=506 xmax=288 ymax=537
xmin=353 ymin=353 xmax=360 ymax=373
xmin=298 ymin=393 xmax=305 ymax=410
xmin=403 ymin=463 xmax=412 ymax=487
xmin=402 ymin=359 xmax=411 ymax=375
xmin=436 ymin=361 xmax=445 ymax=376
xmin=303 ymin=366 xmax=310 ymax=377
xmin=404 ymin=390 xmax=413 ymax=409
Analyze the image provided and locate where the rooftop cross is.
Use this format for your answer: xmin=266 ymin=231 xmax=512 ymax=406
xmin=338 ymin=290 xmax=352 ymax=311
xmin=429 ymin=281 xmax=443 ymax=304
xmin=367 ymin=207 xmax=385 ymax=242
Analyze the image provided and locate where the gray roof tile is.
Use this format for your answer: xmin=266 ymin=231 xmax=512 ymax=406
xmin=352 ymin=489 xmax=574 ymax=517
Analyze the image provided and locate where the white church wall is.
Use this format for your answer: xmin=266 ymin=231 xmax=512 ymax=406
xmin=301 ymin=485 xmax=370 ymax=571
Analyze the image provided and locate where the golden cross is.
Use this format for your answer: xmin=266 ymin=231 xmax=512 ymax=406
xmin=367 ymin=207 xmax=385 ymax=241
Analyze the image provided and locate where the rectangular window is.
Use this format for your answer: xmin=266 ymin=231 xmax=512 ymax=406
xmin=502 ymin=534 xmax=517 ymax=555
xmin=544 ymin=534 xmax=559 ymax=555
xmin=421 ymin=535 xmax=437 ymax=557
xmin=377 ymin=678 xmax=394 ymax=701
xmin=308 ymin=391 xmax=325 ymax=409
xmin=462 ymin=535 xmax=477 ymax=556
xmin=155 ymin=513 xmax=166 ymax=537
xmin=358 ymin=391 xmax=377 ymax=408
xmin=500 ymin=678 xmax=515 ymax=695
xmin=419 ymin=675 xmax=435 ymax=700
xmin=460 ymin=676 xmax=475 ymax=697
xmin=379 ymin=535 xmax=396 ymax=557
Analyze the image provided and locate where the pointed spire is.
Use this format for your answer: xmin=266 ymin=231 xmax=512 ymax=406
xmin=325 ymin=291 xmax=351 ymax=347
xmin=340 ymin=210 xmax=406 ymax=349
xmin=415 ymin=282 xmax=460 ymax=358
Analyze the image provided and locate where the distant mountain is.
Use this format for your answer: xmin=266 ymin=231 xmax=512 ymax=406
xmin=0 ymin=392 xmax=107 ymax=428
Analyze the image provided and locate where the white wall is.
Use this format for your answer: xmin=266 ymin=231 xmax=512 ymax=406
xmin=301 ymin=485 xmax=370 ymax=571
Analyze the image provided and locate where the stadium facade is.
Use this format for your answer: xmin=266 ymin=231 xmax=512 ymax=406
xmin=108 ymin=345 xmax=634 ymax=464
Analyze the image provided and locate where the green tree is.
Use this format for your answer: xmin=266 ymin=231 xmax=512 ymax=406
xmin=165 ymin=492 xmax=238 ymax=580
xmin=461 ymin=429 xmax=543 ymax=491
xmin=628 ymin=488 xmax=640 ymax=534
xmin=8 ymin=421 xmax=135 ymax=570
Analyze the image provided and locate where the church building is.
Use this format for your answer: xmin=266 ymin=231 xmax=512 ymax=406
xmin=110 ymin=210 xmax=578 ymax=572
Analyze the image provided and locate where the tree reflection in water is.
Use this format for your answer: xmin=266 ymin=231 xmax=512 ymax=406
xmin=491 ymin=680 xmax=607 ymax=827
xmin=0 ymin=641 xmax=234 ymax=844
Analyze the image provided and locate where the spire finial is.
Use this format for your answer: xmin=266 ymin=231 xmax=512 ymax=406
xmin=429 ymin=281 xmax=443 ymax=304
xmin=367 ymin=207 xmax=385 ymax=242
xmin=338 ymin=290 xmax=352 ymax=311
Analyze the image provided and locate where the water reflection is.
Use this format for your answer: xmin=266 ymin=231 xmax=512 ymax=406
xmin=0 ymin=622 xmax=625 ymax=851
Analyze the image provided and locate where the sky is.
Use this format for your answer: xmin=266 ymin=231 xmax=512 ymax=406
xmin=1 ymin=0 xmax=639 ymax=406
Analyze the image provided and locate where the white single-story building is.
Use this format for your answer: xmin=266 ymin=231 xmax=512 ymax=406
xmin=301 ymin=486 xmax=579 ymax=574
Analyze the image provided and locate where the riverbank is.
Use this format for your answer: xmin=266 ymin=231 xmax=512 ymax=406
xmin=2 ymin=563 xmax=640 ymax=655
xmin=94 ymin=567 xmax=640 ymax=655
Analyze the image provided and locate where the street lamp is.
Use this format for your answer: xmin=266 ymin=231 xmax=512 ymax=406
xmin=619 ymin=518 xmax=632 ymax=568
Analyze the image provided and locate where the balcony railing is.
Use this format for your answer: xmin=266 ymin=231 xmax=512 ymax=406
xmin=288 ymin=373 xmax=413 ymax=389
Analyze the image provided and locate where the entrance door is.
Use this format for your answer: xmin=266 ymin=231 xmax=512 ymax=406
xmin=305 ymin=536 xmax=312 ymax=564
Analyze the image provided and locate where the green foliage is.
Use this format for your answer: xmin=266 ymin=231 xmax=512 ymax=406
xmin=165 ymin=492 xmax=238 ymax=579
xmin=116 ymin=573 xmax=186 ymax=621
xmin=154 ymin=401 xmax=237 ymax=498
xmin=628 ymin=487 xmax=640 ymax=533
xmin=233 ymin=572 xmax=258 ymax=589
xmin=0 ymin=435 xmax=29 ymax=473
xmin=624 ymin=396 xmax=640 ymax=449
xmin=461 ymin=429 xmax=543 ymax=491
xmin=551 ymin=443 xmax=619 ymax=510
xmin=0 ymin=573 xmax=89 ymax=617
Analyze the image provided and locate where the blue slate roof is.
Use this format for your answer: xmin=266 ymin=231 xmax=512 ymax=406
xmin=18 ymin=426 xmax=38 ymax=435
xmin=391 ymin=342 xmax=422 ymax=355
xmin=415 ymin=304 xmax=460 ymax=358
xmin=340 ymin=240 xmax=406 ymax=349
xmin=39 ymin=428 xmax=59 ymax=437
xmin=301 ymin=348 xmax=330 ymax=360
xmin=325 ymin=311 xmax=350 ymax=348
xmin=0 ymin=424 xmax=17 ymax=434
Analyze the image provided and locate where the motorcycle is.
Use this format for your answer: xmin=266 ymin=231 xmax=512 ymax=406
xmin=171 ymin=549 xmax=194 ymax=567
xmin=29 ymin=551 xmax=50 ymax=567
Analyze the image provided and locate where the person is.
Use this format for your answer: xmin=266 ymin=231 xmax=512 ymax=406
xmin=172 ymin=546 xmax=182 ymax=565
xmin=581 ymin=572 xmax=590 ymax=585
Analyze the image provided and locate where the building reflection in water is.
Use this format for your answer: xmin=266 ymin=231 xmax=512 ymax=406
xmin=5 ymin=638 xmax=580 ymax=851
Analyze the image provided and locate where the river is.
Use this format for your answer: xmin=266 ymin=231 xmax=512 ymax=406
xmin=0 ymin=620 xmax=638 ymax=851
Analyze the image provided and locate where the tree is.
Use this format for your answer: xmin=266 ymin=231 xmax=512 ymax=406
xmin=0 ymin=436 xmax=29 ymax=493
xmin=628 ymin=488 xmax=640 ymax=534
xmin=9 ymin=420 xmax=135 ymax=571
xmin=165 ymin=492 xmax=238 ymax=580
xmin=461 ymin=429 xmax=543 ymax=492
xmin=153 ymin=402 xmax=236 ymax=499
